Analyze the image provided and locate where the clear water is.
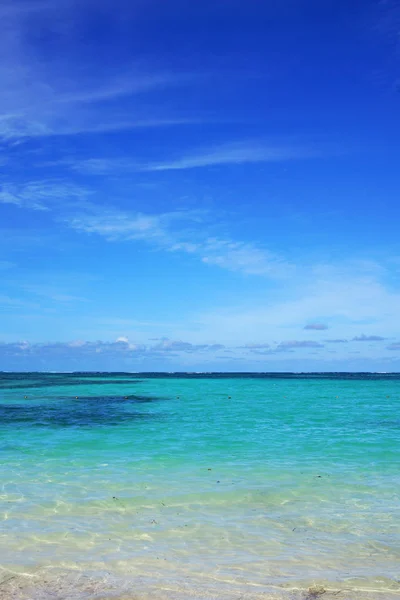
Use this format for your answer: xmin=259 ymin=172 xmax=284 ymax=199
xmin=1 ymin=372 xmax=399 ymax=599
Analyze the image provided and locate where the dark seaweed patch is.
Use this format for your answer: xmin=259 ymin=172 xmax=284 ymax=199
xmin=0 ymin=395 xmax=159 ymax=428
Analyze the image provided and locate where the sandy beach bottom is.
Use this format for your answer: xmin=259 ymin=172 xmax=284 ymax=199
xmin=1 ymin=566 xmax=399 ymax=600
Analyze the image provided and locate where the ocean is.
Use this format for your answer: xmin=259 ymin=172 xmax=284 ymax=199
xmin=0 ymin=372 xmax=399 ymax=600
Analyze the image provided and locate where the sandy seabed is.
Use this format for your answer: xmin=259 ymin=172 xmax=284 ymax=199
xmin=1 ymin=567 xmax=399 ymax=600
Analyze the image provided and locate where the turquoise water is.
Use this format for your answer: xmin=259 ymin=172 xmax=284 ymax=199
xmin=1 ymin=372 xmax=399 ymax=600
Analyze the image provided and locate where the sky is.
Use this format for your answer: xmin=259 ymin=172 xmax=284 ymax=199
xmin=1 ymin=0 xmax=400 ymax=372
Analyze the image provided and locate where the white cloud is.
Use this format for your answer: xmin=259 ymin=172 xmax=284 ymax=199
xmin=42 ymin=136 xmax=322 ymax=175
xmin=0 ymin=181 xmax=92 ymax=210
xmin=195 ymin=265 xmax=400 ymax=344
xmin=0 ymin=115 xmax=200 ymax=141
xmin=0 ymin=185 xmax=45 ymax=211
xmin=200 ymin=237 xmax=291 ymax=276
xmin=0 ymin=2 xmax=200 ymax=141
xmin=0 ymin=175 xmax=289 ymax=277
xmin=3 ymin=333 xmax=397 ymax=372
xmin=65 ymin=206 xmax=291 ymax=277
xmin=68 ymin=340 xmax=86 ymax=348
xmin=0 ymin=338 xmax=225 ymax=362
xmin=67 ymin=210 xmax=169 ymax=242
xmin=138 ymin=141 xmax=319 ymax=171
xmin=57 ymin=73 xmax=185 ymax=106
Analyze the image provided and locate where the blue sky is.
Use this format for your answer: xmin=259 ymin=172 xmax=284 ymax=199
xmin=1 ymin=0 xmax=400 ymax=371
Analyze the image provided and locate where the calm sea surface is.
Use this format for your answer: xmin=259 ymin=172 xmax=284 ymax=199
xmin=1 ymin=372 xmax=399 ymax=599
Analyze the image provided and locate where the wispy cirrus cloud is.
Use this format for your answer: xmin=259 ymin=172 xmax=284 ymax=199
xmin=0 ymin=173 xmax=292 ymax=277
xmin=0 ymin=1 xmax=202 ymax=142
xmin=67 ymin=210 xmax=172 ymax=243
xmin=200 ymin=238 xmax=291 ymax=276
xmin=43 ymin=136 xmax=324 ymax=175
xmin=65 ymin=206 xmax=292 ymax=277
xmin=0 ymin=114 xmax=200 ymax=142
xmin=137 ymin=141 xmax=320 ymax=172
xmin=0 ymin=180 xmax=92 ymax=210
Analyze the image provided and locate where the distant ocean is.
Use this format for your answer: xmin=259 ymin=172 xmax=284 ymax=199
xmin=1 ymin=372 xmax=399 ymax=600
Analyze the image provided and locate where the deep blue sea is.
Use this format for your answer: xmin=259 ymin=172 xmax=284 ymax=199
xmin=1 ymin=372 xmax=399 ymax=599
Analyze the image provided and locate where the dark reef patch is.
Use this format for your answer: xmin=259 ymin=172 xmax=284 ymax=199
xmin=0 ymin=395 xmax=160 ymax=429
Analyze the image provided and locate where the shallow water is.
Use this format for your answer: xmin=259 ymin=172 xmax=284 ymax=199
xmin=1 ymin=372 xmax=399 ymax=599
